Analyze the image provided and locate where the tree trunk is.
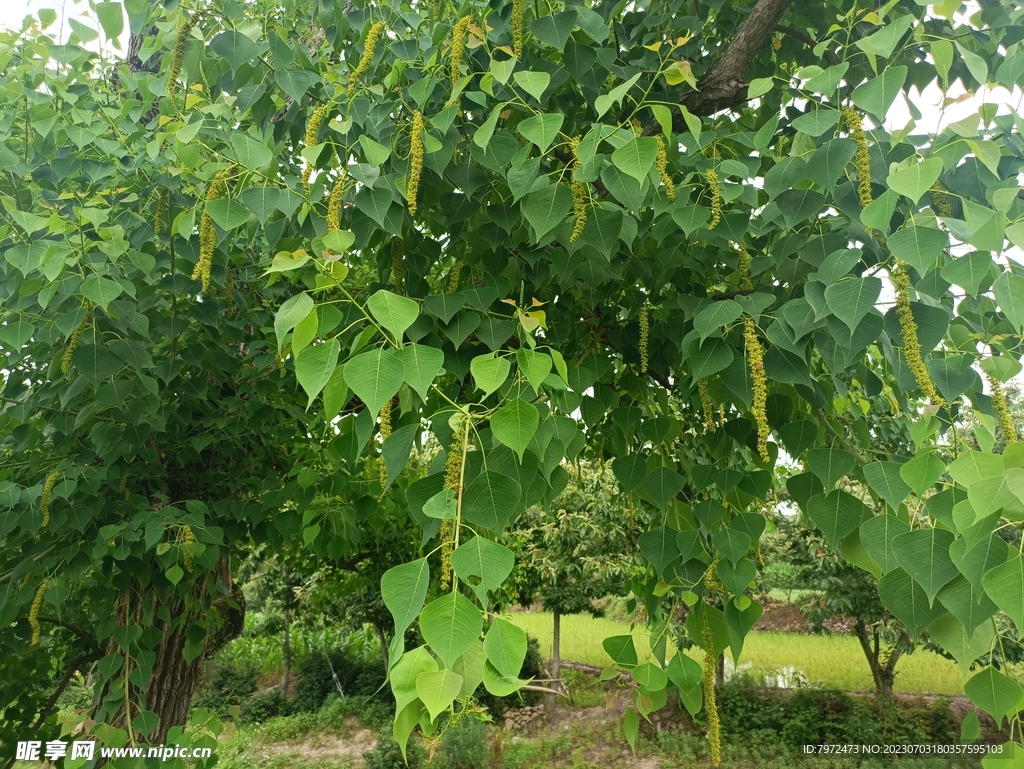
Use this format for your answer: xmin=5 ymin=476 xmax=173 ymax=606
xmin=281 ymin=607 xmax=291 ymax=695
xmin=853 ymin=619 xmax=904 ymax=697
xmin=546 ymin=608 xmax=561 ymax=714
xmin=375 ymin=623 xmax=389 ymax=673
xmin=715 ymin=651 xmax=725 ymax=689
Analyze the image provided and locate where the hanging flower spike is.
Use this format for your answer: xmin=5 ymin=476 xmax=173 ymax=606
xmin=40 ymin=472 xmax=57 ymax=528
xmin=348 ymin=21 xmax=386 ymax=98
xmin=987 ymin=372 xmax=1018 ymax=445
xmin=569 ymin=136 xmax=587 ymax=242
xmin=699 ymin=378 xmax=716 ymax=433
xmin=61 ymin=303 xmax=92 ymax=375
xmin=378 ymin=400 xmax=393 ymax=490
xmin=930 ymin=181 xmax=952 ymax=218
xmin=302 ymin=104 xmax=329 ymax=196
xmin=166 ymin=13 xmax=194 ymax=103
xmin=327 ymin=172 xmax=345 ymax=233
xmin=706 ymin=168 xmax=722 ymax=230
xmin=737 ymin=241 xmax=753 ymax=291
xmin=841 ymin=106 xmax=873 ymax=209
xmin=440 ymin=416 xmax=468 ymax=589
xmin=512 ymin=0 xmax=525 ymax=58
xmin=744 ymin=317 xmax=770 ymax=462
xmin=450 ymin=16 xmax=472 ymax=86
xmin=392 ymin=238 xmax=405 ymax=295
xmin=891 ymin=263 xmax=945 ymax=408
xmin=191 ymin=167 xmax=231 ymax=294
xmin=407 ymin=110 xmax=425 ymax=216
xmin=29 ymin=578 xmax=48 ymax=645
xmin=655 ymin=136 xmax=675 ymax=201
xmin=639 ymin=302 xmax=649 ymax=374
xmin=700 ymin=592 xmax=722 ymax=766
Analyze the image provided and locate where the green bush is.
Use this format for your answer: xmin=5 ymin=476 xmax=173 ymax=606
xmin=239 ymin=690 xmax=292 ymax=725
xmin=190 ymin=661 xmax=258 ymax=717
xmin=474 ymin=635 xmax=544 ymax=716
xmin=439 ymin=718 xmax=489 ymax=769
xmin=292 ymin=647 xmax=389 ymax=713
xmin=363 ymin=730 xmax=425 ymax=769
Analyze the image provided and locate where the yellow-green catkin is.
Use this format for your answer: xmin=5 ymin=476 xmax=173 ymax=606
xmin=302 ymin=104 xmax=329 ymax=196
xmin=61 ymin=303 xmax=92 ymax=375
xmin=892 ymin=263 xmax=945 ymax=407
xmin=433 ymin=0 xmax=442 ymax=22
xmin=737 ymin=241 xmax=753 ymax=291
xmin=192 ymin=168 xmax=230 ymax=294
xmin=181 ymin=525 xmax=195 ymax=572
xmin=512 ymin=0 xmax=524 ymax=58
xmin=29 ymin=578 xmax=47 ymax=645
xmin=701 ymin=617 xmax=721 ymax=766
xmin=447 ymin=261 xmax=463 ymax=293
xmin=40 ymin=472 xmax=57 ymax=528
xmin=119 ymin=474 xmax=130 ymax=502
xmin=392 ymin=238 xmax=405 ymax=295
xmin=655 ymin=136 xmax=675 ymax=201
xmin=348 ymin=21 xmax=386 ymax=97
xmin=327 ymin=173 xmax=345 ymax=233
xmin=638 ymin=302 xmax=649 ymax=374
xmin=842 ymin=106 xmax=873 ymax=209
xmin=154 ymin=188 xmax=167 ymax=235
xmin=987 ymin=372 xmax=1017 ymax=444
xmin=407 ymin=110 xmax=425 ymax=216
xmin=167 ymin=14 xmax=194 ymax=103
xmin=378 ymin=400 xmax=393 ymax=489
xmin=441 ymin=417 xmax=468 ymax=590
xmin=744 ymin=317 xmax=770 ymax=463
xmin=706 ymin=168 xmax=722 ymax=230
xmin=930 ymin=181 xmax=952 ymax=218
xmin=569 ymin=136 xmax=587 ymax=242
xmin=699 ymin=378 xmax=716 ymax=433
xmin=450 ymin=16 xmax=472 ymax=85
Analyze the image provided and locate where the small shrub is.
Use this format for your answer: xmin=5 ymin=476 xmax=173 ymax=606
xmin=191 ymin=661 xmax=258 ymax=717
xmin=364 ymin=730 xmax=425 ymax=769
xmin=240 ymin=690 xmax=293 ymax=724
xmin=439 ymin=718 xmax=488 ymax=769
xmin=292 ymin=647 xmax=389 ymax=713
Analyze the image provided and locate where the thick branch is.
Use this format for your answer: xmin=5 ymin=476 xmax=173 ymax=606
xmin=776 ymin=24 xmax=838 ymax=66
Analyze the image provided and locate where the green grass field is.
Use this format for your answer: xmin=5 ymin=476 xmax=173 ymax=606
xmin=503 ymin=610 xmax=965 ymax=694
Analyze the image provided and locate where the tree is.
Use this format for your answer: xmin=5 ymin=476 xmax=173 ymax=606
xmin=512 ymin=462 xmax=643 ymax=710
xmin=3 ymin=0 xmax=1024 ymax=764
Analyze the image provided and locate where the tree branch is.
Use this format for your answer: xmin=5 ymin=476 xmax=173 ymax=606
xmin=29 ymin=652 xmax=102 ymax=732
xmin=775 ymin=24 xmax=838 ymax=66
xmin=36 ymin=617 xmax=104 ymax=656
xmin=813 ymin=409 xmax=869 ymax=466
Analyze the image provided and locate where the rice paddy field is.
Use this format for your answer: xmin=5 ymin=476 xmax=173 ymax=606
xmin=503 ymin=610 xmax=965 ymax=694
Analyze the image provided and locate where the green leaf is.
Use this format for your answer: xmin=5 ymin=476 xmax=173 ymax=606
xmin=80 ymin=275 xmax=122 ymax=311
xmin=419 ymin=591 xmax=482 ymax=668
xmin=888 ymin=224 xmax=950 ymax=274
xmin=483 ymin=617 xmax=527 ymax=678
xmin=886 ymin=158 xmax=943 ymax=204
xmin=358 ymin=135 xmax=391 ymax=166
xmin=382 ymin=559 xmax=430 ymax=645
xmin=860 ymin=189 xmax=899 ymax=233
xmin=71 ymin=344 xmax=123 ymax=384
xmin=982 ymin=552 xmax=1024 ymax=633
xmin=295 ymin=339 xmax=341 ymax=409
xmin=806 ymin=448 xmax=856 ymax=490
xmin=94 ymin=2 xmax=124 ymax=40
xmin=791 ymin=108 xmax=841 ymax=137
xmin=462 ymin=471 xmax=521 ymax=532
xmin=693 ymin=300 xmax=742 ymax=342
xmin=632 ymin=662 xmax=668 ymax=691
xmin=416 ymin=669 xmax=463 ymax=722
xmin=611 ymin=137 xmax=658 ymax=185
xmin=530 ymin=9 xmax=577 ymax=51
xmin=602 ymin=635 xmax=638 ymax=667
xmin=513 ymin=71 xmax=551 ymax=101
xmin=746 ymin=77 xmax=773 ymax=98
xmin=382 ymin=424 xmax=419 ymax=489
xmin=274 ymin=69 xmax=319 ymax=102
xmin=491 ymin=399 xmax=539 ymax=460
xmin=470 ymin=354 xmax=512 ymax=397
xmin=641 ymin=467 xmax=685 ymax=509
xmin=807 ymin=490 xmax=867 ymax=547
xmin=522 ymin=183 xmax=572 ymax=241
xmin=209 ymin=31 xmax=262 ymax=73
xmin=823 ymin=277 xmax=882 ymax=333
xmin=450 ymin=535 xmax=515 ymax=607
xmin=396 ymin=344 xmax=445 ymax=401
xmin=864 ymin=461 xmax=911 ymax=512
xmin=687 ymin=337 xmax=734 ymax=380
xmin=854 ymin=15 xmax=913 ymax=58
xmin=391 ymin=646 xmax=437 ymax=714
xmin=877 ymin=567 xmax=946 ymax=639
xmin=639 ymin=526 xmax=681 ymax=578
xmin=939 ymin=252 xmax=991 ymax=298
xmin=964 ymin=667 xmax=1022 ymax=726
xmin=343 ymin=348 xmax=405 ymax=416
xmin=518 ymin=113 xmax=564 ymax=152
xmin=851 ymin=66 xmax=908 ymax=122
xmin=516 ymin=349 xmax=552 ymax=392
xmin=937 ymin=576 xmax=998 ymax=636
xmin=927 ymin=613 xmax=994 ymax=676
xmin=993 ymin=272 xmax=1024 ymax=331
xmin=612 ymin=455 xmax=647 ymax=493
xmin=948 ymin=450 xmax=1004 ymax=488
xmin=779 ymin=420 xmax=818 ymax=458
xmin=952 ymin=534 xmax=1008 ymax=597
xmin=274 ymin=293 xmax=314 ymax=353
xmin=711 ymin=528 xmax=753 ymax=565
xmin=900 ymin=451 xmax=946 ymax=497
xmin=230 ymin=134 xmax=273 ymax=171
xmin=482 ymin=660 xmax=529 ymax=696
xmin=892 ymin=528 xmax=958 ymax=606
xmin=367 ymin=290 xmax=419 ymax=342
xmin=804 ymin=62 xmax=850 ymax=94
xmin=955 ymin=42 xmax=989 ymax=86
xmin=206 ymin=199 xmax=251 ymax=230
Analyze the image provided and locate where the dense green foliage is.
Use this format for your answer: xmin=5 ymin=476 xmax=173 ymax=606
xmin=2 ymin=0 xmax=1024 ymax=765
